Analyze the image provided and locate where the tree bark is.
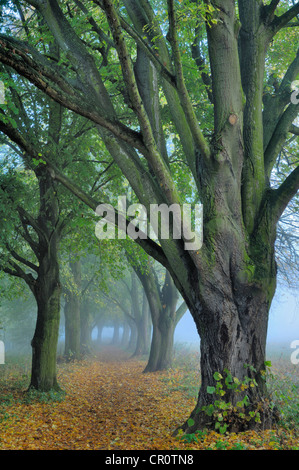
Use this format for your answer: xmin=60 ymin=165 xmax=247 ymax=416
xmin=140 ymin=269 xmax=182 ymax=372
xmin=63 ymin=259 xmax=81 ymax=360
xmin=80 ymin=299 xmax=93 ymax=355
xmin=181 ymin=276 xmax=277 ymax=433
xmin=29 ymin=170 xmax=62 ymax=391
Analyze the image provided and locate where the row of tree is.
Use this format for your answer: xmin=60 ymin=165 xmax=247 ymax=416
xmin=0 ymin=0 xmax=298 ymax=433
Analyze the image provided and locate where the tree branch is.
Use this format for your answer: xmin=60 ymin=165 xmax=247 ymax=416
xmin=263 ymin=48 xmax=299 ymax=150
xmin=270 ymin=164 xmax=299 ymax=224
xmin=272 ymin=2 xmax=299 ymax=32
xmin=122 ymin=0 xmax=199 ymax=183
xmin=0 ymin=35 xmax=146 ymax=153
xmin=290 ymin=124 xmax=299 ymax=135
xmin=46 ymin=161 xmax=171 ymax=271
xmin=265 ymin=0 xmax=281 ymax=22
xmin=102 ymin=0 xmax=181 ymax=207
xmin=167 ymin=0 xmax=211 ymax=161
xmin=2 ymin=258 xmax=36 ymax=290
xmin=6 ymin=244 xmax=38 ymax=273
xmin=264 ymin=100 xmax=299 ymax=178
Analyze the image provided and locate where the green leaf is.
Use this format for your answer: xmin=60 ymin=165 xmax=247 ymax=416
xmin=207 ymin=386 xmax=216 ymax=394
xmin=219 ymin=425 xmax=228 ymax=434
xmin=187 ymin=418 xmax=195 ymax=427
xmin=213 ymin=371 xmax=223 ymax=381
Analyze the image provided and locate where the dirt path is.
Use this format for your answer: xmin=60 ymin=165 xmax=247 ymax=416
xmin=0 ymin=347 xmax=298 ymax=450
xmin=0 ymin=348 xmax=194 ymax=450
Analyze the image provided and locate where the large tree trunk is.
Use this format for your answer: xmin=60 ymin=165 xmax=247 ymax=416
xmin=183 ymin=279 xmax=277 ymax=433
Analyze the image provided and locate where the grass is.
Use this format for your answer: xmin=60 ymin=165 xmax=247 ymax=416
xmin=0 ymin=343 xmax=298 ymax=450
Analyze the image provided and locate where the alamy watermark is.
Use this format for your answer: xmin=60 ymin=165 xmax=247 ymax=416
xmin=95 ymin=196 xmax=203 ymax=251
xmin=0 ymin=341 xmax=4 ymax=364
xmin=0 ymin=81 xmax=5 ymax=105
xmin=290 ymin=340 xmax=299 ymax=365
xmin=291 ymin=80 xmax=299 ymax=105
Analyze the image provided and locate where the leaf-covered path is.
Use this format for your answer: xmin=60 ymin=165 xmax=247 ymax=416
xmin=0 ymin=347 xmax=298 ymax=450
xmin=0 ymin=347 xmax=194 ymax=450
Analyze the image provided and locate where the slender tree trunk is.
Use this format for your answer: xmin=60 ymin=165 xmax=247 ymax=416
xmin=140 ymin=268 xmax=181 ymax=372
xmin=63 ymin=259 xmax=81 ymax=360
xmin=128 ymin=319 xmax=137 ymax=351
xmin=80 ymin=300 xmax=93 ymax=354
xmin=64 ymin=292 xmax=81 ymax=360
xmin=132 ymin=316 xmax=149 ymax=356
xmin=111 ymin=321 xmax=120 ymax=345
xmin=96 ymin=317 xmax=104 ymax=346
xmin=30 ymin=267 xmax=61 ymax=392
xmin=29 ymin=171 xmax=62 ymax=392
xmin=121 ymin=322 xmax=130 ymax=348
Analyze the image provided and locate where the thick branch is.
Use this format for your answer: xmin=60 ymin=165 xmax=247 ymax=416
xmin=270 ymin=164 xmax=299 ymax=224
xmin=272 ymin=2 xmax=299 ymax=32
xmin=2 ymin=258 xmax=36 ymax=290
xmin=122 ymin=0 xmax=199 ymax=182
xmin=46 ymin=162 xmax=170 ymax=271
xmin=167 ymin=0 xmax=211 ymax=161
xmin=290 ymin=124 xmax=299 ymax=135
xmin=6 ymin=245 xmax=38 ymax=273
xmin=191 ymin=24 xmax=213 ymax=104
xmin=0 ymin=36 xmax=146 ymax=153
xmin=263 ymin=48 xmax=299 ymax=151
xmin=264 ymin=101 xmax=299 ymax=178
xmin=102 ymin=0 xmax=181 ymax=207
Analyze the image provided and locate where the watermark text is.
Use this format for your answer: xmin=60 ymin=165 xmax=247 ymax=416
xmin=0 ymin=341 xmax=4 ymax=364
xmin=95 ymin=196 xmax=203 ymax=251
xmin=291 ymin=80 xmax=299 ymax=105
xmin=0 ymin=81 xmax=4 ymax=105
xmin=290 ymin=340 xmax=299 ymax=365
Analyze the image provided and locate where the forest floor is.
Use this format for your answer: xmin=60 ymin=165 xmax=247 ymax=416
xmin=0 ymin=344 xmax=298 ymax=450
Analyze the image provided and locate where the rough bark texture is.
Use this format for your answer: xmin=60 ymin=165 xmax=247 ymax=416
xmin=0 ymin=0 xmax=298 ymax=430
xmin=29 ymin=170 xmax=61 ymax=392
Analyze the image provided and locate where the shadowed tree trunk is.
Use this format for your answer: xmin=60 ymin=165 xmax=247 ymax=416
xmin=29 ymin=169 xmax=62 ymax=391
xmin=130 ymin=271 xmax=151 ymax=357
xmin=136 ymin=266 xmax=187 ymax=372
xmin=0 ymin=95 xmax=66 ymax=391
xmin=80 ymin=298 xmax=94 ymax=355
xmin=63 ymin=258 xmax=81 ymax=360
xmin=121 ymin=321 xmax=131 ymax=348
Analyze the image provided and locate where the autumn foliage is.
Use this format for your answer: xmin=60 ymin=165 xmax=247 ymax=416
xmin=0 ymin=346 xmax=298 ymax=450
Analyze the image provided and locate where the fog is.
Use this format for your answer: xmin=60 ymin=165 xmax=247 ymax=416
xmin=175 ymin=285 xmax=299 ymax=347
xmin=98 ymin=284 xmax=298 ymax=351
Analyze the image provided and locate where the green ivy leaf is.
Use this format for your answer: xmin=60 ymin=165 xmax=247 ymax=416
xmin=213 ymin=371 xmax=222 ymax=381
